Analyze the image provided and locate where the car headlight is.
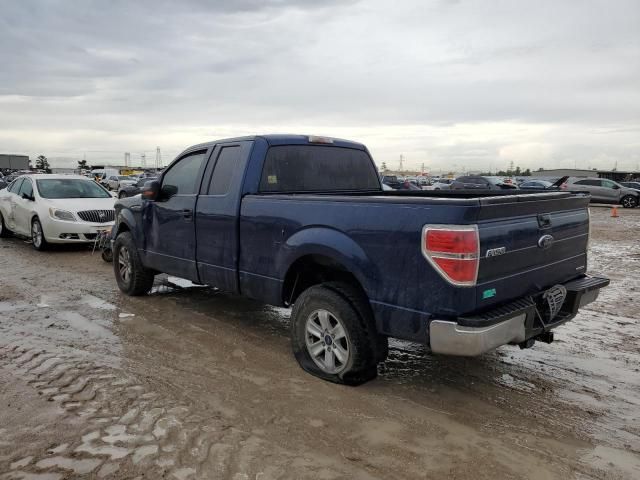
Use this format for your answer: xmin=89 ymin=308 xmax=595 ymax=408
xmin=49 ymin=208 xmax=76 ymax=222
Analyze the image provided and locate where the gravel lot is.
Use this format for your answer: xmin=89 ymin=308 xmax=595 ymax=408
xmin=0 ymin=206 xmax=638 ymax=479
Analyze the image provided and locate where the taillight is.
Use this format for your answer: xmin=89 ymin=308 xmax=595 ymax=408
xmin=422 ymin=225 xmax=479 ymax=286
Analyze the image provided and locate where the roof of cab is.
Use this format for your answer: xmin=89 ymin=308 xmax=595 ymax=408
xmin=188 ymin=134 xmax=366 ymax=152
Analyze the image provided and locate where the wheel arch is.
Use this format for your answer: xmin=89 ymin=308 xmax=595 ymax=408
xmin=278 ymin=227 xmax=378 ymax=306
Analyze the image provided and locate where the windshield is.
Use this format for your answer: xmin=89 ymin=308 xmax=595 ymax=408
xmin=36 ymin=179 xmax=112 ymax=199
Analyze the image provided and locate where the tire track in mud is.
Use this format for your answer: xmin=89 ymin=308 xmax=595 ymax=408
xmin=0 ymin=344 xmax=368 ymax=480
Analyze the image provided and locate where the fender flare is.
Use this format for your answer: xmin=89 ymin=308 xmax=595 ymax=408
xmin=277 ymin=226 xmax=379 ymax=297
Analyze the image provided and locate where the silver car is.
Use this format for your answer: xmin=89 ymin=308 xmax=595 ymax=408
xmin=565 ymin=177 xmax=639 ymax=208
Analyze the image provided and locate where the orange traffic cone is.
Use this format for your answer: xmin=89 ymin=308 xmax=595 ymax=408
xmin=611 ymin=206 xmax=619 ymax=218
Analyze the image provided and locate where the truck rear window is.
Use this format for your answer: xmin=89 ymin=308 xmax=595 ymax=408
xmin=259 ymin=146 xmax=380 ymax=192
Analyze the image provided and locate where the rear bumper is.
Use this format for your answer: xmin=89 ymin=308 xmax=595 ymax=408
xmin=429 ymin=275 xmax=610 ymax=356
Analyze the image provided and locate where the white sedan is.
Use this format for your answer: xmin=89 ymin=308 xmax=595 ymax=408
xmin=0 ymin=174 xmax=115 ymax=250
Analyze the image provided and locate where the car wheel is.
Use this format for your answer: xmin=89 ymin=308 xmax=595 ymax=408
xmin=118 ymin=191 xmax=127 ymax=199
xmin=0 ymin=211 xmax=12 ymax=238
xmin=31 ymin=217 xmax=48 ymax=251
xmin=291 ymin=282 xmax=380 ymax=385
xmin=621 ymin=195 xmax=638 ymax=208
xmin=113 ymin=232 xmax=155 ymax=295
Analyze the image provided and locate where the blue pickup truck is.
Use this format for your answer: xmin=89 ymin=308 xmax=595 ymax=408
xmin=111 ymin=135 xmax=609 ymax=385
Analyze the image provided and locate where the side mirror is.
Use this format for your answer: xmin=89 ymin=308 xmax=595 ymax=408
xmin=22 ymin=192 xmax=34 ymax=201
xmin=612 ymin=184 xmax=620 ymax=190
xmin=160 ymin=184 xmax=178 ymax=199
xmin=142 ymin=180 xmax=161 ymax=200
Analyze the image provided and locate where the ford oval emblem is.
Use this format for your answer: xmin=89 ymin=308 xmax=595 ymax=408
xmin=538 ymin=234 xmax=554 ymax=249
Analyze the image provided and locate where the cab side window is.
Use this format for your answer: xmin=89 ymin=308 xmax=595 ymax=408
xmin=161 ymin=151 xmax=206 ymax=197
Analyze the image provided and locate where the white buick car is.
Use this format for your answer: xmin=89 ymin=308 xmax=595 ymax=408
xmin=0 ymin=174 xmax=115 ymax=250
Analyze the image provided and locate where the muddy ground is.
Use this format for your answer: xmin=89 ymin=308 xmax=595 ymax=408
xmin=0 ymin=206 xmax=638 ymax=480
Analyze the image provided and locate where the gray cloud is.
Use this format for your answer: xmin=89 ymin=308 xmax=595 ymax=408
xmin=0 ymin=0 xmax=638 ymax=171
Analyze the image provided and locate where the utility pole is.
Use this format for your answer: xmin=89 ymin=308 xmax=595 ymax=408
xmin=421 ymin=162 xmax=425 ymax=175
xmin=124 ymin=152 xmax=130 ymax=167
xmin=155 ymin=147 xmax=161 ymax=171
xmin=399 ymin=154 xmax=404 ymax=172
xmin=141 ymin=153 xmax=146 ymax=168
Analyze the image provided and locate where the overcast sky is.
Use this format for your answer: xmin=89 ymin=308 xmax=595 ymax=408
xmin=1 ymin=0 xmax=639 ymax=172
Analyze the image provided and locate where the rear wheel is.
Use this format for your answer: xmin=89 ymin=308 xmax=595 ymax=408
xmin=0 ymin=211 xmax=12 ymax=238
xmin=118 ymin=191 xmax=127 ymax=199
xmin=291 ymin=282 xmax=380 ymax=385
xmin=621 ymin=195 xmax=638 ymax=208
xmin=31 ymin=217 xmax=48 ymax=251
xmin=113 ymin=232 xmax=155 ymax=295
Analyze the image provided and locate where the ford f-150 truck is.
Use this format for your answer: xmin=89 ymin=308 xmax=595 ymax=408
xmin=111 ymin=135 xmax=609 ymax=385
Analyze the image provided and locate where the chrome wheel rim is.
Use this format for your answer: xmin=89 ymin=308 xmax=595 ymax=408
xmin=32 ymin=221 xmax=42 ymax=248
xmin=623 ymin=197 xmax=634 ymax=208
xmin=118 ymin=246 xmax=131 ymax=284
xmin=305 ymin=309 xmax=350 ymax=374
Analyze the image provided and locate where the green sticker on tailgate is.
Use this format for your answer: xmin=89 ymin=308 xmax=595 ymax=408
xmin=482 ymin=288 xmax=496 ymax=299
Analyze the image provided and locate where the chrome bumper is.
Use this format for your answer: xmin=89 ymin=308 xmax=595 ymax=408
xmin=429 ymin=313 xmax=527 ymax=356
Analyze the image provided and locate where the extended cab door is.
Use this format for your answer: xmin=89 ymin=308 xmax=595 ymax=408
xmin=195 ymin=141 xmax=253 ymax=293
xmin=143 ymin=150 xmax=209 ymax=280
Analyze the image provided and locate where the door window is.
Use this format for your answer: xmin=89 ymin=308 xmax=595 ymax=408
xmin=208 ymin=146 xmax=240 ymax=195
xmin=162 ymin=151 xmax=206 ymax=197
xmin=18 ymin=178 xmax=33 ymax=198
xmin=602 ymin=180 xmax=617 ymax=189
xmin=574 ymin=179 xmax=600 ymax=186
xmin=8 ymin=179 xmax=23 ymax=194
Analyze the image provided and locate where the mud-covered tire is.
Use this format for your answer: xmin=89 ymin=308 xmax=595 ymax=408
xmin=0 ymin=211 xmax=12 ymax=238
xmin=101 ymin=248 xmax=113 ymax=263
xmin=113 ymin=232 xmax=154 ymax=296
xmin=31 ymin=217 xmax=48 ymax=251
xmin=322 ymin=282 xmax=389 ymax=363
xmin=291 ymin=282 xmax=380 ymax=385
xmin=621 ymin=195 xmax=638 ymax=208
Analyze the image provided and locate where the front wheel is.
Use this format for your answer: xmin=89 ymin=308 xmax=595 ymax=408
xmin=0 ymin=211 xmax=12 ymax=238
xmin=113 ymin=232 xmax=155 ymax=295
xmin=291 ymin=283 xmax=379 ymax=385
xmin=118 ymin=191 xmax=127 ymax=199
xmin=621 ymin=195 xmax=638 ymax=208
xmin=31 ymin=217 xmax=48 ymax=251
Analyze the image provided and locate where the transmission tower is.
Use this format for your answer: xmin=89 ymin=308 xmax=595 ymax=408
xmin=141 ymin=153 xmax=146 ymax=168
xmin=155 ymin=147 xmax=161 ymax=171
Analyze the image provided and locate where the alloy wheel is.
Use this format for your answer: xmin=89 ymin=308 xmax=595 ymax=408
xmin=118 ymin=246 xmax=132 ymax=284
xmin=305 ymin=309 xmax=351 ymax=374
xmin=32 ymin=221 xmax=42 ymax=248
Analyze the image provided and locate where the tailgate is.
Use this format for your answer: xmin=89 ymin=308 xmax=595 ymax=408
xmin=474 ymin=192 xmax=590 ymax=309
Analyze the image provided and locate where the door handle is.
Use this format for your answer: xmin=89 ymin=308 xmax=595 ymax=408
xmin=182 ymin=209 xmax=193 ymax=219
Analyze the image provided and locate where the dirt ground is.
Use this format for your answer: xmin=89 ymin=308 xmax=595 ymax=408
xmin=0 ymin=206 xmax=638 ymax=480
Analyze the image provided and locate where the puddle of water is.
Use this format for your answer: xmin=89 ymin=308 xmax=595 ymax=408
xmin=59 ymin=311 xmax=113 ymax=339
xmin=9 ymin=456 xmax=33 ymax=469
xmin=581 ymin=445 xmax=640 ymax=478
xmin=34 ymin=456 xmax=102 ymax=475
xmin=78 ymin=294 xmax=117 ymax=311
